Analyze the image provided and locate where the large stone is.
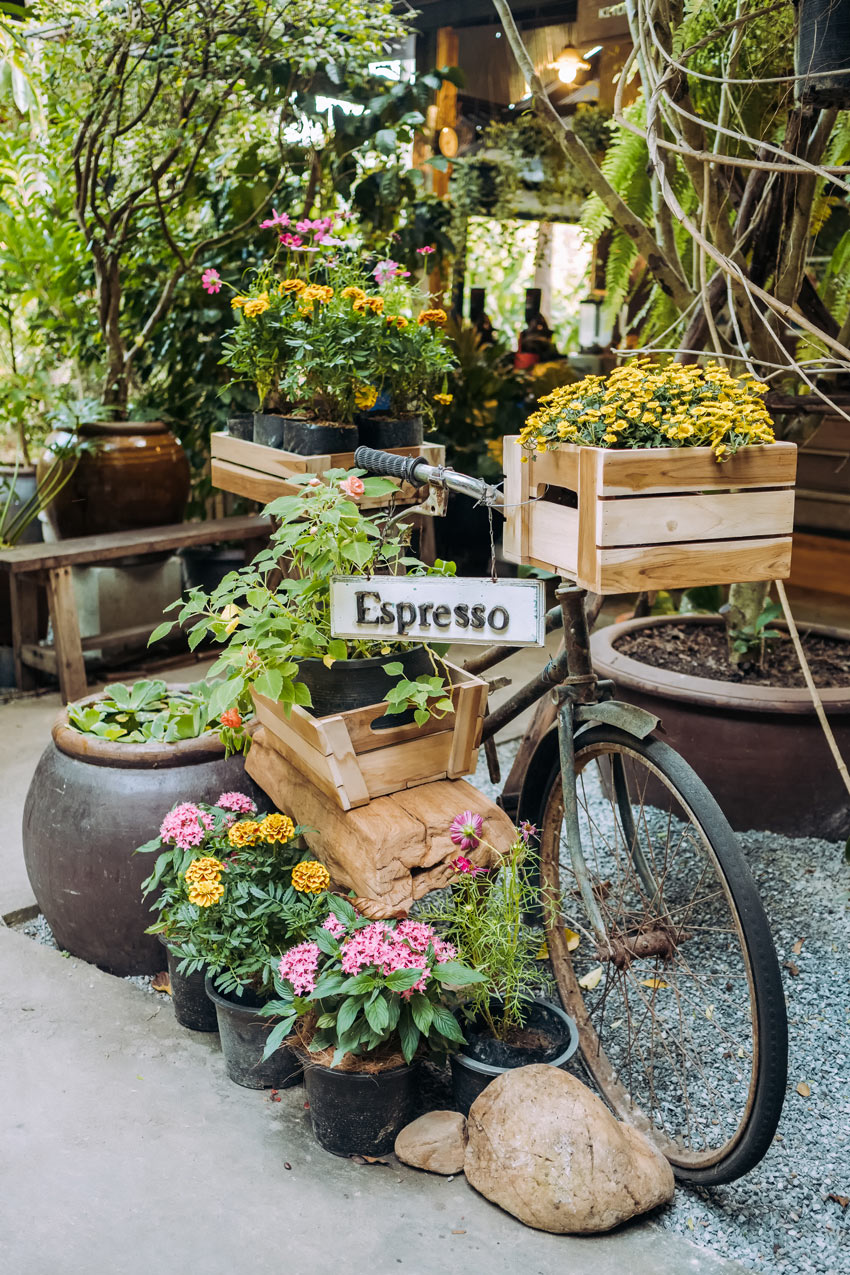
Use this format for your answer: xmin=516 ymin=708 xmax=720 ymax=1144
xmin=395 ymin=1110 xmax=468 ymax=1175
xmin=464 ymin=1065 xmax=674 ymax=1233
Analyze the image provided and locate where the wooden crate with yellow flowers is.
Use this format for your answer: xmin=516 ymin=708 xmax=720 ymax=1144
xmin=503 ymin=360 xmax=797 ymax=594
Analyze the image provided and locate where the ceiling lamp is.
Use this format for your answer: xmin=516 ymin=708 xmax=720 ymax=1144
xmin=556 ymin=44 xmax=591 ymax=85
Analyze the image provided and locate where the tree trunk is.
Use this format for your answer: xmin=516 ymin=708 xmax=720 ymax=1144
xmin=726 ymin=581 xmax=770 ymax=664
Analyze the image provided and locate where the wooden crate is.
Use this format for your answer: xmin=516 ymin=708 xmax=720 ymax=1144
xmin=210 ymin=432 xmax=444 ymax=509
xmin=502 ymin=435 xmax=797 ymax=594
xmin=249 ymin=661 xmax=488 ymax=811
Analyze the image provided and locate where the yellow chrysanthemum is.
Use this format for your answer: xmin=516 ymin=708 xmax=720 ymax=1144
xmin=185 ymin=856 xmax=224 ymax=885
xmin=188 ymin=879 xmax=225 ymax=907
xmin=291 ymin=860 xmax=331 ymax=894
xmin=279 ymin=278 xmax=307 ymax=295
xmin=259 ymin=813 xmax=295 ymax=845
xmin=354 ymin=385 xmax=379 ymax=409
xmin=418 ymin=308 xmax=447 ymax=326
xmin=228 ymin=820 xmax=262 ymax=848
xmin=243 ymin=292 xmax=270 ymax=318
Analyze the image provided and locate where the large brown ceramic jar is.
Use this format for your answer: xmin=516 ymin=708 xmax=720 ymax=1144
xmin=39 ymin=420 xmax=190 ymax=539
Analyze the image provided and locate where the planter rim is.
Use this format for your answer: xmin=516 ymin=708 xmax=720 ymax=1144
xmin=78 ymin=420 xmax=169 ymax=437
xmin=52 ymin=683 xmax=252 ymax=768
xmin=294 ymin=644 xmax=426 ymax=674
xmin=204 ymin=976 xmax=268 ymax=1012
xmin=452 ymin=997 xmax=579 ymax=1078
xmin=591 ymin=614 xmax=850 ymax=715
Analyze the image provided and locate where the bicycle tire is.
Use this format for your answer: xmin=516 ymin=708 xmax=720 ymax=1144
xmin=526 ymin=724 xmax=787 ymax=1186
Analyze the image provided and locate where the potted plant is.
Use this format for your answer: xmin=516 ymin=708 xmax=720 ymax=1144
xmin=424 ymin=814 xmax=578 ymax=1116
xmin=261 ymin=895 xmax=484 ymax=1155
xmin=154 ymin=473 xmax=456 ymax=737
xmin=143 ymin=801 xmax=330 ymax=1088
xmin=21 ymin=679 xmax=265 ymax=976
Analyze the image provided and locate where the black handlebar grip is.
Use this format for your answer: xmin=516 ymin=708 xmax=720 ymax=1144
xmin=354 ymin=446 xmax=428 ymax=486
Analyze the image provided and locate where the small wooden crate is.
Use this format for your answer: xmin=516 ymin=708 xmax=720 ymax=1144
xmin=502 ymin=435 xmax=797 ymax=594
xmin=210 ymin=433 xmax=445 ymax=509
xmin=249 ymin=661 xmax=488 ymax=812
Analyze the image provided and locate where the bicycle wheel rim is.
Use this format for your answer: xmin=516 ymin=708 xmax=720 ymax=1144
xmin=536 ymin=727 xmax=785 ymax=1181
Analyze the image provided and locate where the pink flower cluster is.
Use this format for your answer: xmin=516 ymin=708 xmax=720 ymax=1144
xmin=216 ymin=791 xmax=257 ymax=815
xmin=159 ymin=803 xmax=214 ymax=850
xmin=339 ymin=920 xmax=455 ymax=996
xmin=278 ymin=940 xmax=321 ymax=996
xmin=323 ymin=913 xmax=346 ymax=939
xmin=262 ymin=210 xmax=343 ymax=250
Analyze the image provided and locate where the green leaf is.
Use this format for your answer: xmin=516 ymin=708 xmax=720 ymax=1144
xmin=364 ymin=995 xmax=389 ymax=1033
xmin=409 ymin=994 xmax=433 ymax=1035
xmin=375 ymin=128 xmax=398 ymax=155
xmin=148 ymin=621 xmax=174 ymax=646
xmin=261 ymin=1017 xmax=295 ymax=1061
xmin=430 ymin=1004 xmax=464 ymax=1042
xmin=398 ymin=1009 xmax=420 ymax=1063
xmin=383 ymin=967 xmax=424 ymax=992
xmin=432 ymin=961 xmax=486 ymax=986
xmin=413 ymin=708 xmax=429 ymax=727
xmin=254 ymin=668 xmax=283 ymax=702
xmin=382 ymin=662 xmax=404 ymax=676
xmin=336 ymin=995 xmax=363 ymax=1036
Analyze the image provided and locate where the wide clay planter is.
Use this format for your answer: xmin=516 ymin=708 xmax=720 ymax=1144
xmin=22 ymin=692 xmax=270 ymax=976
xmin=591 ymin=614 xmax=850 ymax=839
xmin=39 ymin=420 xmax=190 ymax=539
xmin=450 ymin=998 xmax=578 ymax=1116
xmin=300 ymin=1055 xmax=418 ymax=1156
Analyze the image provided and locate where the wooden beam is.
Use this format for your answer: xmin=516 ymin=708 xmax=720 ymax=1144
xmin=789 ymin=532 xmax=850 ymax=598
xmin=46 ymin=565 xmax=88 ymax=703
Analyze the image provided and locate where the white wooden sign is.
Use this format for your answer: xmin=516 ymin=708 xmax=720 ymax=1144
xmin=330 ymin=576 xmax=546 ymax=647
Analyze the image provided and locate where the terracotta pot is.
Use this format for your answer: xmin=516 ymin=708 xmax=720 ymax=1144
xmin=590 ymin=614 xmax=850 ymax=839
xmin=21 ymin=689 xmax=271 ymax=976
xmin=39 ymin=421 xmax=190 ymax=539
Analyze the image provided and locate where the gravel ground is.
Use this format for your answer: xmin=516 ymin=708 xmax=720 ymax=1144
xmin=473 ymin=744 xmax=850 ymax=1275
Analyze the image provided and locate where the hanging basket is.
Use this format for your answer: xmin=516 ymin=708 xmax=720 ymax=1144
xmin=502 ymin=435 xmax=797 ymax=595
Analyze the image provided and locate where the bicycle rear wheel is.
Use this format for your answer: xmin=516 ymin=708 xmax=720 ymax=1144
xmin=531 ymin=725 xmax=787 ymax=1186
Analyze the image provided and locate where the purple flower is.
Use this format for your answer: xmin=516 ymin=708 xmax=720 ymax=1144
xmin=519 ymin=820 xmax=538 ymax=844
xmin=450 ymin=810 xmax=484 ymax=851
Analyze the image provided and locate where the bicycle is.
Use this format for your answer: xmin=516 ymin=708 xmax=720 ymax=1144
xmin=354 ymin=443 xmax=789 ymax=1187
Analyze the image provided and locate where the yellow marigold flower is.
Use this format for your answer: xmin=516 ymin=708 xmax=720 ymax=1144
xmin=231 ymin=296 xmax=246 ymax=309
xmin=365 ymin=296 xmax=384 ymax=314
xmin=243 ymin=292 xmax=270 ymax=318
xmin=291 ymin=860 xmax=331 ymax=893
xmin=259 ymin=813 xmax=295 ymax=845
xmin=185 ymin=856 xmax=224 ymax=885
xmin=354 ymin=384 xmax=379 ymax=409
xmin=302 ymin=283 xmax=333 ymax=304
xmin=279 ymin=278 xmax=307 ymax=295
xmin=228 ymin=820 xmax=261 ymax=848
xmin=342 ymin=286 xmax=366 ymax=302
xmin=434 ymin=392 xmax=453 ymax=406
xmin=188 ymin=879 xmax=225 ymax=907
xmin=418 ymin=307 xmax=447 ymax=325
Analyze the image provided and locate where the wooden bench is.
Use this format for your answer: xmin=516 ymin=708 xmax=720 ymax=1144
xmin=0 ymin=515 xmax=272 ymax=704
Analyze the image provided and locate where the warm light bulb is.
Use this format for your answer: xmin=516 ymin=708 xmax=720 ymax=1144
xmin=558 ymin=57 xmax=580 ymax=84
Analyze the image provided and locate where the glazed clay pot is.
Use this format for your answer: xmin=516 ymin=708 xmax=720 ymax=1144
xmin=590 ymin=614 xmax=850 ymax=839
xmin=22 ymin=692 xmax=271 ymax=976
xmin=39 ymin=421 xmax=190 ymax=539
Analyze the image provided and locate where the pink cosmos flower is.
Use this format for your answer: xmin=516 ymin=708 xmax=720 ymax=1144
xmin=159 ymin=803 xmax=214 ymax=850
xmin=450 ymin=810 xmax=484 ymax=851
xmin=260 ymin=209 xmax=290 ymax=229
xmin=295 ymin=218 xmax=314 ymax=233
xmin=452 ymin=854 xmax=486 ymax=877
xmin=201 ymin=268 xmax=222 ymax=294
xmin=519 ymin=820 xmax=537 ymax=844
xmin=279 ymin=233 xmax=303 ymax=248
xmin=416 ymin=245 xmax=436 ymax=256
xmin=372 ymin=258 xmax=403 ymax=286
xmin=278 ymin=941 xmax=320 ymax=996
xmin=339 ymin=475 xmax=364 ymax=498
xmin=314 ymin=234 xmax=344 ymax=247
xmin=216 ymin=791 xmax=257 ymax=815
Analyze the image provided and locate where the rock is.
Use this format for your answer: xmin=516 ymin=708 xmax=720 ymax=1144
xmin=464 ymin=1065 xmax=674 ymax=1233
xmin=395 ymin=1110 xmax=468 ymax=1175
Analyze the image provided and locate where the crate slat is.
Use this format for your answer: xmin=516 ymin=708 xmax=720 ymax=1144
xmin=595 ymin=487 xmax=796 ymax=547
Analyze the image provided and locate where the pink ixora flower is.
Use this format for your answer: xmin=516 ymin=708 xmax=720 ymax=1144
xmin=339 ymin=475 xmax=364 ymax=498
xmin=323 ymin=912 xmax=346 ymax=939
xmin=216 ymin=791 xmax=257 ymax=815
xmin=449 ymin=810 xmax=484 ymax=851
xmin=201 ymin=268 xmax=221 ymax=294
xmin=260 ymin=209 xmax=290 ymax=229
xmin=416 ymin=245 xmax=436 ymax=256
xmin=278 ymin=941 xmax=321 ymax=996
xmin=159 ymin=802 xmax=214 ymax=851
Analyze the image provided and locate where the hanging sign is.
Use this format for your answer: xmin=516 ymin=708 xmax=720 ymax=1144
xmin=330 ymin=576 xmax=546 ymax=647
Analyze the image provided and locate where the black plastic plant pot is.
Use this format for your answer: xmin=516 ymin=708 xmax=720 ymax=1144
xmin=282 ymin=418 xmax=359 ymax=456
xmin=295 ymin=645 xmax=433 ymax=721
xmin=227 ymin=415 xmax=254 ymax=441
xmin=252 ymin=413 xmax=286 ymax=449
xmin=301 ymin=1058 xmax=418 ymax=1157
xmin=159 ymin=938 xmax=218 ymax=1033
xmin=450 ymin=998 xmax=579 ymax=1116
xmin=205 ymin=978 xmax=302 ymax=1090
xmin=354 ymin=413 xmax=424 ymax=449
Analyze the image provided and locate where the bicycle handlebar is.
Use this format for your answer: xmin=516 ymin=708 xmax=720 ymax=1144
xmin=353 ymin=446 xmax=504 ymax=510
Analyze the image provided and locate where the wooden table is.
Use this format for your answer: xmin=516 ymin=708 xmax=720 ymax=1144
xmin=0 ymin=515 xmax=272 ymax=703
